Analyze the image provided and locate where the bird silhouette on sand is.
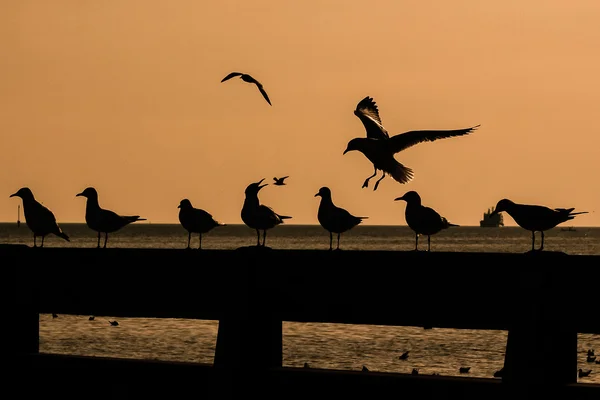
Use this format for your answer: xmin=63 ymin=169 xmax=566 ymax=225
xmin=178 ymin=199 xmax=225 ymax=249
xmin=221 ymin=72 xmax=272 ymax=105
xmin=344 ymin=96 xmax=480 ymax=191
xmin=394 ymin=191 xmax=458 ymax=252
xmin=273 ymin=176 xmax=289 ymax=186
xmin=489 ymin=199 xmax=588 ymax=252
xmin=241 ymin=178 xmax=291 ymax=247
xmin=76 ymin=187 xmax=146 ymax=248
xmin=315 ymin=186 xmax=367 ymax=250
xmin=9 ymin=187 xmax=70 ymax=247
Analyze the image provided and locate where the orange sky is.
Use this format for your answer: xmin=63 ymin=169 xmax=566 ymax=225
xmin=1 ymin=1 xmax=599 ymax=227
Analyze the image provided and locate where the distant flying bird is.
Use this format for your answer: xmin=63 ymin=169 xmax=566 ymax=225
xmin=241 ymin=178 xmax=291 ymax=247
xmin=76 ymin=187 xmax=146 ymax=249
xmin=177 ymin=198 xmax=225 ymax=249
xmin=273 ymin=176 xmax=289 ymax=186
xmin=394 ymin=191 xmax=458 ymax=252
xmin=344 ymin=96 xmax=479 ymax=191
xmin=221 ymin=72 xmax=272 ymax=105
xmin=315 ymin=187 xmax=367 ymax=250
xmin=9 ymin=187 xmax=70 ymax=247
xmin=490 ymin=199 xmax=588 ymax=251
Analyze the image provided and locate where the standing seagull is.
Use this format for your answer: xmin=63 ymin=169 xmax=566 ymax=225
xmin=178 ymin=199 xmax=225 ymax=249
xmin=221 ymin=72 xmax=272 ymax=105
xmin=489 ymin=199 xmax=588 ymax=251
xmin=9 ymin=187 xmax=70 ymax=247
xmin=241 ymin=178 xmax=291 ymax=247
xmin=394 ymin=191 xmax=458 ymax=252
xmin=315 ymin=187 xmax=367 ymax=250
xmin=273 ymin=176 xmax=289 ymax=186
xmin=344 ymin=96 xmax=480 ymax=191
xmin=76 ymin=187 xmax=146 ymax=248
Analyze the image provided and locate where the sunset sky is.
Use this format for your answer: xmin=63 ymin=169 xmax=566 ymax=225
xmin=2 ymin=1 xmax=599 ymax=227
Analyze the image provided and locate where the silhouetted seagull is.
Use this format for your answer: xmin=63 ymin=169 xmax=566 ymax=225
xmin=76 ymin=187 xmax=146 ymax=248
xmin=273 ymin=176 xmax=289 ymax=186
xmin=315 ymin=187 xmax=367 ymax=250
xmin=9 ymin=187 xmax=70 ymax=247
xmin=178 ymin=199 xmax=225 ymax=249
xmin=398 ymin=351 xmax=409 ymax=360
xmin=344 ymin=96 xmax=479 ymax=191
xmin=459 ymin=366 xmax=471 ymax=374
xmin=394 ymin=191 xmax=458 ymax=252
xmin=89 ymin=316 xmax=95 ymax=321
xmin=109 ymin=320 xmax=119 ymax=326
xmin=578 ymin=368 xmax=591 ymax=378
xmin=489 ymin=199 xmax=588 ymax=251
xmin=221 ymin=72 xmax=272 ymax=105
xmin=241 ymin=178 xmax=291 ymax=247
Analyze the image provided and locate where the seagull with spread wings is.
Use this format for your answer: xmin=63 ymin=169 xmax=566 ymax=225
xmin=221 ymin=72 xmax=272 ymax=105
xmin=344 ymin=96 xmax=480 ymax=191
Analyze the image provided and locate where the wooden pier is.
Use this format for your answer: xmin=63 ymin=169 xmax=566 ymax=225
xmin=6 ymin=245 xmax=600 ymax=399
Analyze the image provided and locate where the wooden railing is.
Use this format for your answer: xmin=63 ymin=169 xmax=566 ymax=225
xmin=7 ymin=245 xmax=600 ymax=398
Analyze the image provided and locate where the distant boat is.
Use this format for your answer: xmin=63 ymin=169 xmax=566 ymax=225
xmin=480 ymin=206 xmax=503 ymax=228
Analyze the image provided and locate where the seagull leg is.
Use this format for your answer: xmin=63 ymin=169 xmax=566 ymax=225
xmin=337 ymin=233 xmax=341 ymax=250
xmin=103 ymin=233 xmax=108 ymax=249
xmin=255 ymin=229 xmax=260 ymax=246
xmin=97 ymin=232 xmax=101 ymax=248
xmin=414 ymin=233 xmax=419 ymax=251
xmin=262 ymin=230 xmax=267 ymax=247
xmin=41 ymin=235 xmax=45 ymax=248
xmin=427 ymin=235 xmax=431 ymax=252
xmin=33 ymin=235 xmax=37 ymax=248
xmin=373 ymin=172 xmax=386 ymax=191
xmin=540 ymin=231 xmax=545 ymax=251
xmin=198 ymin=233 xmax=202 ymax=250
xmin=362 ymin=167 xmax=378 ymax=188
xmin=530 ymin=231 xmax=535 ymax=252
xmin=329 ymin=232 xmax=333 ymax=251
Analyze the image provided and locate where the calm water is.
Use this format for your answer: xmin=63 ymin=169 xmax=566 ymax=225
xmin=4 ymin=223 xmax=598 ymax=382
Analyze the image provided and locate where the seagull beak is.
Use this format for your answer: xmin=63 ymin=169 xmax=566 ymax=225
xmin=76 ymin=192 xmax=83 ymax=197
xmin=343 ymin=148 xmax=349 ymax=155
xmin=177 ymin=204 xmax=181 ymax=209
xmin=394 ymin=196 xmax=405 ymax=201
xmin=9 ymin=193 xmax=17 ymax=198
xmin=314 ymin=192 xmax=319 ymax=197
xmin=256 ymin=178 xmax=268 ymax=190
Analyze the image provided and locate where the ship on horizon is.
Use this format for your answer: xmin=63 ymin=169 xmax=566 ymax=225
xmin=480 ymin=206 xmax=503 ymax=228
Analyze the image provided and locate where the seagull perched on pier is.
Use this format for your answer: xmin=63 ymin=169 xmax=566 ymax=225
xmin=241 ymin=178 xmax=291 ymax=247
xmin=314 ymin=187 xmax=367 ymax=250
xmin=221 ymin=72 xmax=272 ymax=105
xmin=76 ymin=187 xmax=146 ymax=248
xmin=489 ymin=199 xmax=588 ymax=251
xmin=343 ymin=96 xmax=479 ymax=191
xmin=178 ymin=199 xmax=225 ymax=249
xmin=9 ymin=187 xmax=70 ymax=247
xmin=394 ymin=191 xmax=458 ymax=252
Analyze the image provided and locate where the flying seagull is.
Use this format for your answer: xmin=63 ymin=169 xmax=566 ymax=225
xmin=344 ymin=96 xmax=479 ymax=191
xmin=221 ymin=72 xmax=272 ymax=105
xmin=241 ymin=178 xmax=291 ymax=247
xmin=394 ymin=190 xmax=458 ymax=252
xmin=178 ymin=198 xmax=225 ymax=249
xmin=9 ymin=187 xmax=70 ymax=247
xmin=273 ymin=176 xmax=289 ymax=186
xmin=489 ymin=198 xmax=588 ymax=251
xmin=76 ymin=187 xmax=146 ymax=248
xmin=315 ymin=186 xmax=367 ymax=250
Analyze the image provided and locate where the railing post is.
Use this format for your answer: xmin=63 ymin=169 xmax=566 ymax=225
xmin=503 ymin=253 xmax=577 ymax=395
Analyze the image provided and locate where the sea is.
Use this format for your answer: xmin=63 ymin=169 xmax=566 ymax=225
xmin=3 ymin=223 xmax=599 ymax=383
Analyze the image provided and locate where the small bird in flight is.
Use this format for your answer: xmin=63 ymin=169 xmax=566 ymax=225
xmin=221 ymin=72 xmax=272 ymax=105
xmin=273 ymin=176 xmax=289 ymax=186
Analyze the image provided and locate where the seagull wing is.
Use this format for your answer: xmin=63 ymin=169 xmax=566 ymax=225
xmin=221 ymin=72 xmax=243 ymax=82
xmin=255 ymin=83 xmax=272 ymax=105
xmin=354 ymin=96 xmax=389 ymax=140
xmin=388 ymin=125 xmax=480 ymax=154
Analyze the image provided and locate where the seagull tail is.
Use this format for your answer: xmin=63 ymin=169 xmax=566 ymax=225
xmin=389 ymin=161 xmax=414 ymax=184
xmin=56 ymin=231 xmax=70 ymax=242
